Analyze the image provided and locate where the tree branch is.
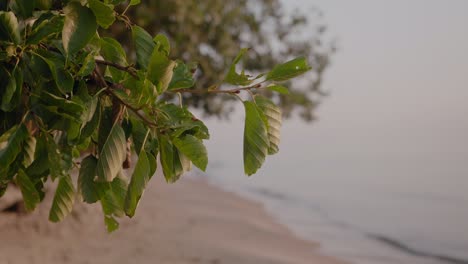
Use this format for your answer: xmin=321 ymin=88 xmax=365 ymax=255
xmin=94 ymin=69 xmax=158 ymax=127
xmin=92 ymin=68 xmax=158 ymax=128
xmin=170 ymin=82 xmax=264 ymax=95
xmin=95 ymin=59 xmax=139 ymax=79
xmin=107 ymin=88 xmax=159 ymax=128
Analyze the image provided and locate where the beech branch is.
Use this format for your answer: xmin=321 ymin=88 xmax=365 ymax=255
xmin=92 ymin=68 xmax=158 ymax=128
xmin=107 ymin=88 xmax=159 ymax=128
xmin=170 ymin=82 xmax=265 ymax=95
xmin=95 ymin=59 xmax=139 ymax=79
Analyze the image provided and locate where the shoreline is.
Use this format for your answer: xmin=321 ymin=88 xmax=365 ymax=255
xmin=0 ymin=175 xmax=348 ymax=264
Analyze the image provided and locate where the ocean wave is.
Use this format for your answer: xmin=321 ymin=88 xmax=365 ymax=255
xmin=368 ymin=234 xmax=468 ymax=264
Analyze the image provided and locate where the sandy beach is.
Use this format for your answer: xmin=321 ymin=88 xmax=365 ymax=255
xmin=0 ymin=174 xmax=347 ymax=264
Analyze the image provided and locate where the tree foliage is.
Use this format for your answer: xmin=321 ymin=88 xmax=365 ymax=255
xmin=0 ymin=0 xmax=311 ymax=231
xmin=107 ymin=0 xmax=334 ymax=120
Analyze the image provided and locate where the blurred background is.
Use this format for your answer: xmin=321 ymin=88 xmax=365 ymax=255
xmin=109 ymin=0 xmax=332 ymax=120
xmin=1 ymin=1 xmax=466 ymax=263
xmin=187 ymin=0 xmax=467 ymax=264
xmin=95 ymin=0 xmax=468 ymax=263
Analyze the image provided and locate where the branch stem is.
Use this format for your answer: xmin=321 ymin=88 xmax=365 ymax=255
xmin=93 ymin=68 xmax=158 ymax=128
xmin=170 ymin=81 xmax=265 ymax=95
xmin=95 ymin=59 xmax=138 ymax=79
xmin=107 ymin=89 xmax=159 ymax=128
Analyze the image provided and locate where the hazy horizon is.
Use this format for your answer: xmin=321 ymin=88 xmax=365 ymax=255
xmin=283 ymin=0 xmax=468 ymax=156
xmin=204 ymin=1 xmax=468 ymax=262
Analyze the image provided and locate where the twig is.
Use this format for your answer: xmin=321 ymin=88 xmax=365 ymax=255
xmin=170 ymin=82 xmax=264 ymax=95
xmin=107 ymin=88 xmax=159 ymax=128
xmin=95 ymin=59 xmax=138 ymax=79
xmin=92 ymin=68 xmax=158 ymax=128
xmin=92 ymin=68 xmax=108 ymax=88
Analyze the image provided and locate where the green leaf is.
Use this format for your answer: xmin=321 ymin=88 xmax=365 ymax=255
xmin=22 ymin=135 xmax=36 ymax=167
xmin=80 ymin=100 xmax=101 ymax=141
xmin=33 ymin=51 xmax=73 ymax=94
xmin=254 ymin=95 xmax=282 ymax=155
xmin=0 ymin=124 xmax=28 ymax=169
xmin=171 ymin=121 xmax=210 ymax=140
xmin=147 ymin=46 xmax=176 ymax=93
xmin=124 ymin=150 xmax=150 ymax=217
xmin=100 ymin=37 xmax=128 ymax=82
xmin=77 ymin=51 xmax=96 ymax=77
xmin=9 ymin=0 xmax=34 ymax=18
xmin=66 ymin=121 xmax=81 ymax=143
xmin=25 ymin=133 xmax=49 ymax=178
xmin=153 ymin=34 xmax=170 ymax=55
xmin=159 ymin=135 xmax=174 ymax=182
xmin=243 ymin=101 xmax=269 ymax=176
xmin=0 ymin=125 xmax=14 ymax=142
xmin=132 ymin=25 xmax=155 ymax=70
xmin=79 ymin=92 xmax=98 ymax=124
xmin=88 ymin=0 xmax=115 ymax=29
xmin=159 ymin=134 xmax=186 ymax=183
xmin=109 ymin=89 xmax=144 ymax=113
xmin=267 ymin=85 xmax=289 ymax=95
xmin=0 ymin=11 xmax=20 ymax=44
xmin=78 ymin=155 xmax=99 ymax=203
xmin=127 ymin=119 xmax=143 ymax=154
xmin=168 ymin=62 xmax=195 ymax=90
xmin=108 ymin=0 xmax=125 ymax=4
xmin=166 ymin=146 xmax=189 ymax=183
xmin=177 ymin=151 xmax=191 ymax=174
xmin=224 ymin=48 xmax=254 ymax=86
xmin=147 ymin=151 xmax=157 ymax=178
xmin=15 ymin=169 xmax=40 ymax=211
xmin=158 ymin=103 xmax=210 ymax=140
xmin=0 ymin=11 xmax=21 ymax=45
xmin=108 ymin=0 xmax=126 ymax=5
xmin=104 ymin=215 xmax=119 ymax=232
xmin=59 ymin=137 xmax=73 ymax=173
xmin=129 ymin=0 xmax=141 ymax=6
xmin=121 ymin=72 xmax=157 ymax=106
xmin=35 ymin=0 xmax=52 ymax=10
xmin=49 ymin=174 xmax=75 ymax=222
xmin=62 ymin=2 xmax=97 ymax=56
xmin=10 ymin=68 xmax=22 ymax=110
xmin=96 ymin=123 xmax=127 ymax=182
xmin=100 ymin=37 xmax=127 ymax=64
xmin=97 ymin=109 xmax=113 ymax=152
xmin=266 ymin=57 xmax=312 ymax=82
xmin=100 ymin=173 xmax=127 ymax=217
xmin=27 ymin=14 xmax=64 ymax=45
xmin=158 ymin=103 xmax=192 ymax=124
xmin=46 ymin=134 xmax=64 ymax=180
xmin=1 ymin=67 xmax=22 ymax=112
xmin=173 ymin=134 xmax=208 ymax=171
xmin=40 ymin=91 xmax=84 ymax=121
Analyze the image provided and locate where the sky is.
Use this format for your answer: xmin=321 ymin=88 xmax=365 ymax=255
xmin=204 ymin=0 xmax=468 ymax=196
xmin=279 ymin=0 xmax=468 ymax=158
xmin=204 ymin=2 xmax=468 ymax=259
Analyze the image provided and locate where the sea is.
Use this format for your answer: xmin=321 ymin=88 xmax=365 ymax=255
xmin=187 ymin=1 xmax=468 ymax=262
xmin=193 ymin=111 xmax=468 ymax=264
xmin=189 ymin=1 xmax=468 ymax=263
